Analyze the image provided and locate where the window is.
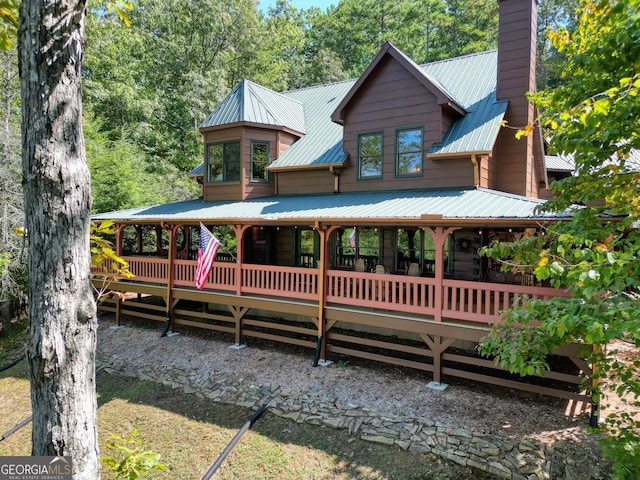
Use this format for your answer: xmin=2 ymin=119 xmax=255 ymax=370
xmin=206 ymin=141 xmax=240 ymax=183
xmin=250 ymin=141 xmax=270 ymax=182
xmin=396 ymin=127 xmax=423 ymax=176
xmin=358 ymin=132 xmax=383 ymax=179
xmin=296 ymin=228 xmax=318 ymax=267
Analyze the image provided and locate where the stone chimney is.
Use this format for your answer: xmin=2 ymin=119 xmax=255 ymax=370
xmin=494 ymin=0 xmax=539 ymax=197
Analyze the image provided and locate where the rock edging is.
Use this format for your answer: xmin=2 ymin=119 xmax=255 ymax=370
xmin=98 ymin=355 xmax=562 ymax=480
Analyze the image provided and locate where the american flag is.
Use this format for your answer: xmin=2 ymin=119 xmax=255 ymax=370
xmin=195 ymin=223 xmax=222 ymax=290
xmin=348 ymin=228 xmax=356 ymax=249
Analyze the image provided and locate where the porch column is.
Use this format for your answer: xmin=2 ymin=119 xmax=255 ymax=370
xmin=313 ymin=223 xmax=338 ymax=366
xmin=232 ymin=225 xmax=250 ymax=296
xmin=115 ymin=224 xmax=124 ymax=256
xmin=425 ymin=227 xmax=459 ymax=322
xmin=161 ymin=224 xmax=177 ymax=336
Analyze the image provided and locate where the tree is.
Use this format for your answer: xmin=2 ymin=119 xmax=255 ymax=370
xmin=18 ymin=0 xmax=100 ymax=477
xmin=0 ymin=45 xmax=26 ymax=332
xmin=537 ymin=0 xmax=580 ymax=89
xmin=479 ymin=1 xmax=640 ymax=477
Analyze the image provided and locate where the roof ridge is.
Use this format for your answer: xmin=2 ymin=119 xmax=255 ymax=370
xmin=419 ymin=49 xmax=497 ymax=68
xmin=282 ymin=77 xmax=355 ymax=95
xmin=246 ymin=79 xmax=305 ymax=107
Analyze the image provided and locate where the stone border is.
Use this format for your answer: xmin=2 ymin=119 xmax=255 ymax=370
xmin=98 ymin=355 xmax=561 ymax=480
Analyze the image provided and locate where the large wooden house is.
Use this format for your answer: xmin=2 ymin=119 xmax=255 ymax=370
xmin=95 ymin=0 xmax=592 ymax=403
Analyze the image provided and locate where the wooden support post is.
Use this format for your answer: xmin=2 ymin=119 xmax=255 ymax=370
xmin=314 ymin=223 xmax=327 ymax=366
xmin=590 ymin=343 xmax=601 ymax=428
xmin=115 ymin=294 xmax=121 ymax=327
xmin=232 ymin=225 xmax=249 ymax=297
xmin=425 ymin=227 xmax=459 ymax=322
xmin=229 ymin=305 xmax=249 ymax=345
xmin=161 ymin=224 xmax=176 ymax=337
xmin=421 ymin=334 xmax=456 ymax=384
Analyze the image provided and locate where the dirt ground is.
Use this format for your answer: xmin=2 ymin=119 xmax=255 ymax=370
xmin=94 ymin=315 xmax=640 ymax=479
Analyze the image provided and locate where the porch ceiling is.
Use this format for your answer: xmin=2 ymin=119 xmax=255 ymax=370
xmin=93 ymin=187 xmax=569 ymax=226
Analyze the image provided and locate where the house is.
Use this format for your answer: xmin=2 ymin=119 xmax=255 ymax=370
xmin=94 ymin=0 xmax=592 ymax=403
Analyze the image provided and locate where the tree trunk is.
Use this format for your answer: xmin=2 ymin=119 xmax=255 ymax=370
xmin=18 ymin=1 xmax=99 ymax=478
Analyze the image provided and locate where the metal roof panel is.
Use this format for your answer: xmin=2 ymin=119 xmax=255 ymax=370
xmin=94 ymin=188 xmax=562 ymax=223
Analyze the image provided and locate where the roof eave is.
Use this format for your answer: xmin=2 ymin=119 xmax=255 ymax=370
xmin=268 ymin=161 xmax=347 ymax=173
xmin=427 ymin=150 xmax=493 ymax=159
xmin=199 ymin=121 xmax=305 ymax=137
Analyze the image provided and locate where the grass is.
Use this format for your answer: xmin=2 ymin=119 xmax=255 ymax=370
xmin=1 ymin=329 xmax=496 ymax=480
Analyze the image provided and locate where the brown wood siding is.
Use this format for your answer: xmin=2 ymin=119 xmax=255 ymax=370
xmin=495 ymin=0 xmax=538 ymax=197
xmin=276 ymin=169 xmax=335 ymax=195
xmin=242 ymin=127 xmax=277 ymax=200
xmin=202 ymin=126 xmax=244 ymax=201
xmin=338 ymin=55 xmax=473 ymax=192
xmin=277 ymin=132 xmax=297 ymax=156
xmin=479 ymin=154 xmax=496 ymax=189
xmin=451 ymin=229 xmax=481 ymax=281
xmin=274 ymin=227 xmax=296 ymax=266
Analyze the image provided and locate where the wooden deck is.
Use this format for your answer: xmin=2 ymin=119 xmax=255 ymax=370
xmin=94 ymin=256 xmax=591 ymax=404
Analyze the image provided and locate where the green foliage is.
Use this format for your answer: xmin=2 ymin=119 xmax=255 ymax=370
xmin=481 ymin=1 xmax=640 ymax=477
xmin=0 ymin=0 xmax=18 ymax=50
xmin=91 ymin=220 xmax=134 ymax=301
xmin=101 ymin=429 xmax=167 ymax=480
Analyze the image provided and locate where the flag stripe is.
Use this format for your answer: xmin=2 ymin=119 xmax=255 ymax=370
xmin=195 ymin=223 xmax=222 ymax=289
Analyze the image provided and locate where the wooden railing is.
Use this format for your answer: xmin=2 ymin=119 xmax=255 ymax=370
xmin=442 ymin=279 xmax=571 ymax=323
xmin=242 ymin=264 xmax=318 ymax=300
xmin=326 ymin=270 xmax=437 ymax=315
xmin=94 ymin=256 xmax=570 ymax=325
xmin=173 ymin=259 xmax=236 ymax=292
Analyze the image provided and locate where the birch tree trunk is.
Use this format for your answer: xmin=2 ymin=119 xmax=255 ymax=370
xmin=18 ymin=0 xmax=100 ymax=477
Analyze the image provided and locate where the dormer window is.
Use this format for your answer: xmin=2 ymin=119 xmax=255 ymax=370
xmin=250 ymin=141 xmax=270 ymax=182
xmin=358 ymin=132 xmax=383 ymax=179
xmin=395 ymin=127 xmax=423 ymax=177
xmin=206 ymin=141 xmax=240 ymax=183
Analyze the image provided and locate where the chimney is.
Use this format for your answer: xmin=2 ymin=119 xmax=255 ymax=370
xmin=494 ymin=0 xmax=539 ymax=197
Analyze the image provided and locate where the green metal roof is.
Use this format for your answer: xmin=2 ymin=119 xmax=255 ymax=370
xmin=194 ymin=47 xmax=506 ymax=173
xmin=200 ymin=79 xmax=306 ymax=134
xmin=270 ymin=80 xmax=355 ymax=169
xmin=94 ymin=187 xmax=565 ymax=224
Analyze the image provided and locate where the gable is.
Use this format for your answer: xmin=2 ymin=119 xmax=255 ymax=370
xmin=331 ymin=42 xmax=466 ymax=124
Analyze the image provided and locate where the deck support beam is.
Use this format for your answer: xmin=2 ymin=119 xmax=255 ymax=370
xmin=229 ymin=305 xmax=250 ymax=345
xmin=161 ymin=224 xmax=177 ymax=337
xmin=421 ymin=334 xmax=456 ymax=384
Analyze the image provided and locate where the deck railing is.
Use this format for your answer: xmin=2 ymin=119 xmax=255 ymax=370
xmin=241 ymin=264 xmax=318 ymax=300
xmin=442 ymin=279 xmax=571 ymax=323
xmin=94 ymin=256 xmax=570 ymax=324
xmin=326 ymin=270 xmax=437 ymax=315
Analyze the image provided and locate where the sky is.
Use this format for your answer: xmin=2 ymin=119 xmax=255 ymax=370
xmin=259 ymin=0 xmax=336 ymax=13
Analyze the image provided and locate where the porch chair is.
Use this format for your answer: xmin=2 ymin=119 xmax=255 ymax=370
xmin=355 ymin=258 xmax=366 ymax=272
xmin=407 ymin=263 xmax=420 ymax=277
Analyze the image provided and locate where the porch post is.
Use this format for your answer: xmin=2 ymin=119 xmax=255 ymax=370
xmin=312 ymin=223 xmax=338 ymax=366
xmin=425 ymin=227 xmax=459 ymax=322
xmin=232 ymin=225 xmax=249 ymax=296
xmin=161 ymin=224 xmax=177 ymax=337
xmin=115 ymin=224 xmax=124 ymax=256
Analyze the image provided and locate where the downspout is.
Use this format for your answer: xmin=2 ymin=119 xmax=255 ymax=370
xmin=313 ymin=222 xmax=327 ymax=366
xmin=161 ymin=224 xmax=176 ymax=337
xmin=329 ymin=166 xmax=341 ymax=194
xmin=470 ymin=154 xmax=479 ymax=187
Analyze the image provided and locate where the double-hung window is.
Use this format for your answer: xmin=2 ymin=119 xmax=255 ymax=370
xmin=358 ymin=132 xmax=383 ymax=179
xmin=395 ymin=127 xmax=423 ymax=176
xmin=250 ymin=141 xmax=270 ymax=182
xmin=206 ymin=141 xmax=240 ymax=183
